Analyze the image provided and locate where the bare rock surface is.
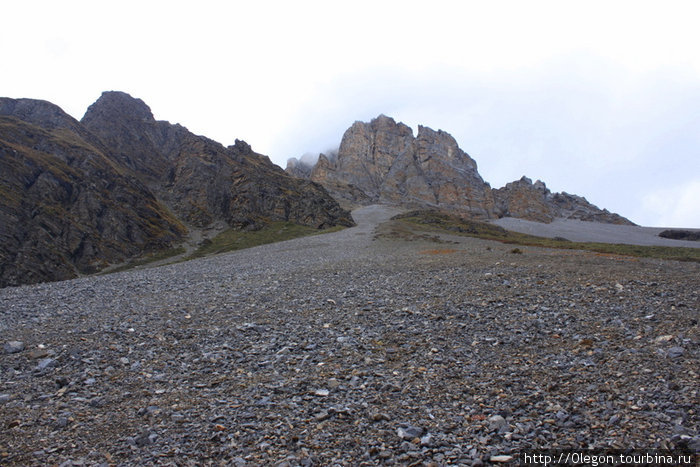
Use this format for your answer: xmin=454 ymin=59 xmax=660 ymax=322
xmin=1 ymin=205 xmax=698 ymax=465
xmin=287 ymin=116 xmax=632 ymax=226
xmin=289 ymin=115 xmax=495 ymax=218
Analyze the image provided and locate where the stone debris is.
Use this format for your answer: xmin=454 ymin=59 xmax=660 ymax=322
xmin=0 ymin=205 xmax=698 ymax=465
xmin=3 ymin=341 xmax=24 ymax=354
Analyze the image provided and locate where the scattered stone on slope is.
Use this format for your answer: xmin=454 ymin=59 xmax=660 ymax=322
xmin=3 ymin=341 xmax=24 ymax=354
xmin=0 ymin=205 xmax=697 ymax=465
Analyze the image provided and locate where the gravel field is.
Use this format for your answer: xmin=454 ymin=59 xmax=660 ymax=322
xmin=1 ymin=205 xmax=698 ymax=466
xmin=491 ymin=217 xmax=700 ymax=248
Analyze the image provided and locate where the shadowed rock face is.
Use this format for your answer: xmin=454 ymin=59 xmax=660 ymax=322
xmin=0 ymin=110 xmax=186 ymax=287
xmin=1 ymin=92 xmax=353 ymax=287
xmin=287 ymin=115 xmax=633 ymax=225
xmin=82 ymin=92 xmax=353 ymax=230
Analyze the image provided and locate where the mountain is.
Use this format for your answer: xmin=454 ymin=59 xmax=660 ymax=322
xmin=0 ymin=92 xmax=353 ymax=288
xmin=0 ymin=98 xmax=186 ymax=287
xmin=81 ymin=91 xmax=353 ymax=230
xmin=287 ymin=115 xmax=634 ymax=225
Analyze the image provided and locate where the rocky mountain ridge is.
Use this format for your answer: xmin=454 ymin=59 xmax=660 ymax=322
xmin=287 ymin=115 xmax=633 ymax=225
xmin=0 ymin=92 xmax=352 ymax=288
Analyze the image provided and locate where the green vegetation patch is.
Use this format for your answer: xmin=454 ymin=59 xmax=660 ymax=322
xmin=394 ymin=210 xmax=700 ymax=263
xmin=186 ymin=222 xmax=345 ymax=260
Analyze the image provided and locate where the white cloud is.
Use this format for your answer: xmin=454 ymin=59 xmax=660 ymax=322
xmin=643 ymin=181 xmax=700 ymax=228
xmin=2 ymin=0 xmax=700 ymax=226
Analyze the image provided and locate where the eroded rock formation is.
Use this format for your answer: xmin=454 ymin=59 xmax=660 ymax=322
xmin=288 ymin=115 xmax=633 ymax=225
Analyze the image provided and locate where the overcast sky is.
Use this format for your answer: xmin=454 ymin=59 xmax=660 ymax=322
xmin=3 ymin=1 xmax=699 ymax=227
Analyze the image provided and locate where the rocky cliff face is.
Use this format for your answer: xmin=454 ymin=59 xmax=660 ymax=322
xmin=0 ymin=106 xmax=186 ymax=287
xmin=288 ymin=115 xmax=495 ymax=218
xmin=82 ymin=92 xmax=353 ymax=230
xmin=1 ymin=92 xmax=353 ymax=287
xmin=287 ymin=115 xmax=633 ymax=225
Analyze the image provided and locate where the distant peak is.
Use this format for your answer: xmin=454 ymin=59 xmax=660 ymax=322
xmin=81 ymin=91 xmax=154 ymax=124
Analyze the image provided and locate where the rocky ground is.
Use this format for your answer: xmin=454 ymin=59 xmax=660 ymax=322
xmin=1 ymin=205 xmax=698 ymax=466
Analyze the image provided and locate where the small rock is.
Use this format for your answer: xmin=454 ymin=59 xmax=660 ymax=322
xmin=667 ymin=347 xmax=684 ymax=359
xmin=0 ymin=394 xmax=10 ymax=403
xmin=54 ymin=417 xmax=70 ymax=429
xmin=328 ymin=378 xmax=341 ymax=389
xmin=36 ymin=358 xmax=57 ymax=371
xmin=487 ymin=415 xmax=507 ymax=432
xmin=55 ymin=377 xmax=70 ymax=388
xmin=397 ymin=425 xmax=424 ymax=440
xmin=28 ymin=348 xmax=49 ymax=359
xmin=654 ymin=335 xmax=674 ymax=343
xmin=490 ymin=455 xmax=514 ymax=463
xmin=4 ymin=341 xmax=24 ymax=354
xmin=371 ymin=412 xmax=391 ymax=422
xmin=313 ymin=388 xmax=329 ymax=397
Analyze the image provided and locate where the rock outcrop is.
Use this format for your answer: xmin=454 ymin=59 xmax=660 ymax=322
xmin=288 ymin=115 xmax=633 ymax=225
xmin=492 ymin=176 xmax=555 ymax=223
xmin=288 ymin=115 xmax=495 ymax=218
xmin=493 ymin=176 xmax=633 ymax=224
xmin=1 ymin=92 xmax=353 ymax=287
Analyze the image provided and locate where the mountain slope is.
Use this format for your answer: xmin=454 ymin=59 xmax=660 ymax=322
xmin=0 ymin=108 xmax=186 ymax=287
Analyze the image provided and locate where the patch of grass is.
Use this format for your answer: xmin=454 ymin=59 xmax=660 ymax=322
xmin=185 ymin=222 xmax=345 ymax=260
xmin=394 ymin=210 xmax=700 ymax=263
xmin=105 ymin=246 xmax=187 ymax=274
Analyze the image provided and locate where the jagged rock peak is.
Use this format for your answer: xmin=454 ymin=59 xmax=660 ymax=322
xmin=288 ymin=114 xmax=494 ymax=217
xmin=82 ymin=91 xmax=155 ymax=125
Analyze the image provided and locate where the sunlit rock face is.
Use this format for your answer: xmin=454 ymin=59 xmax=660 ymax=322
xmin=287 ymin=114 xmax=634 ymax=225
xmin=289 ymin=115 xmax=496 ymax=218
